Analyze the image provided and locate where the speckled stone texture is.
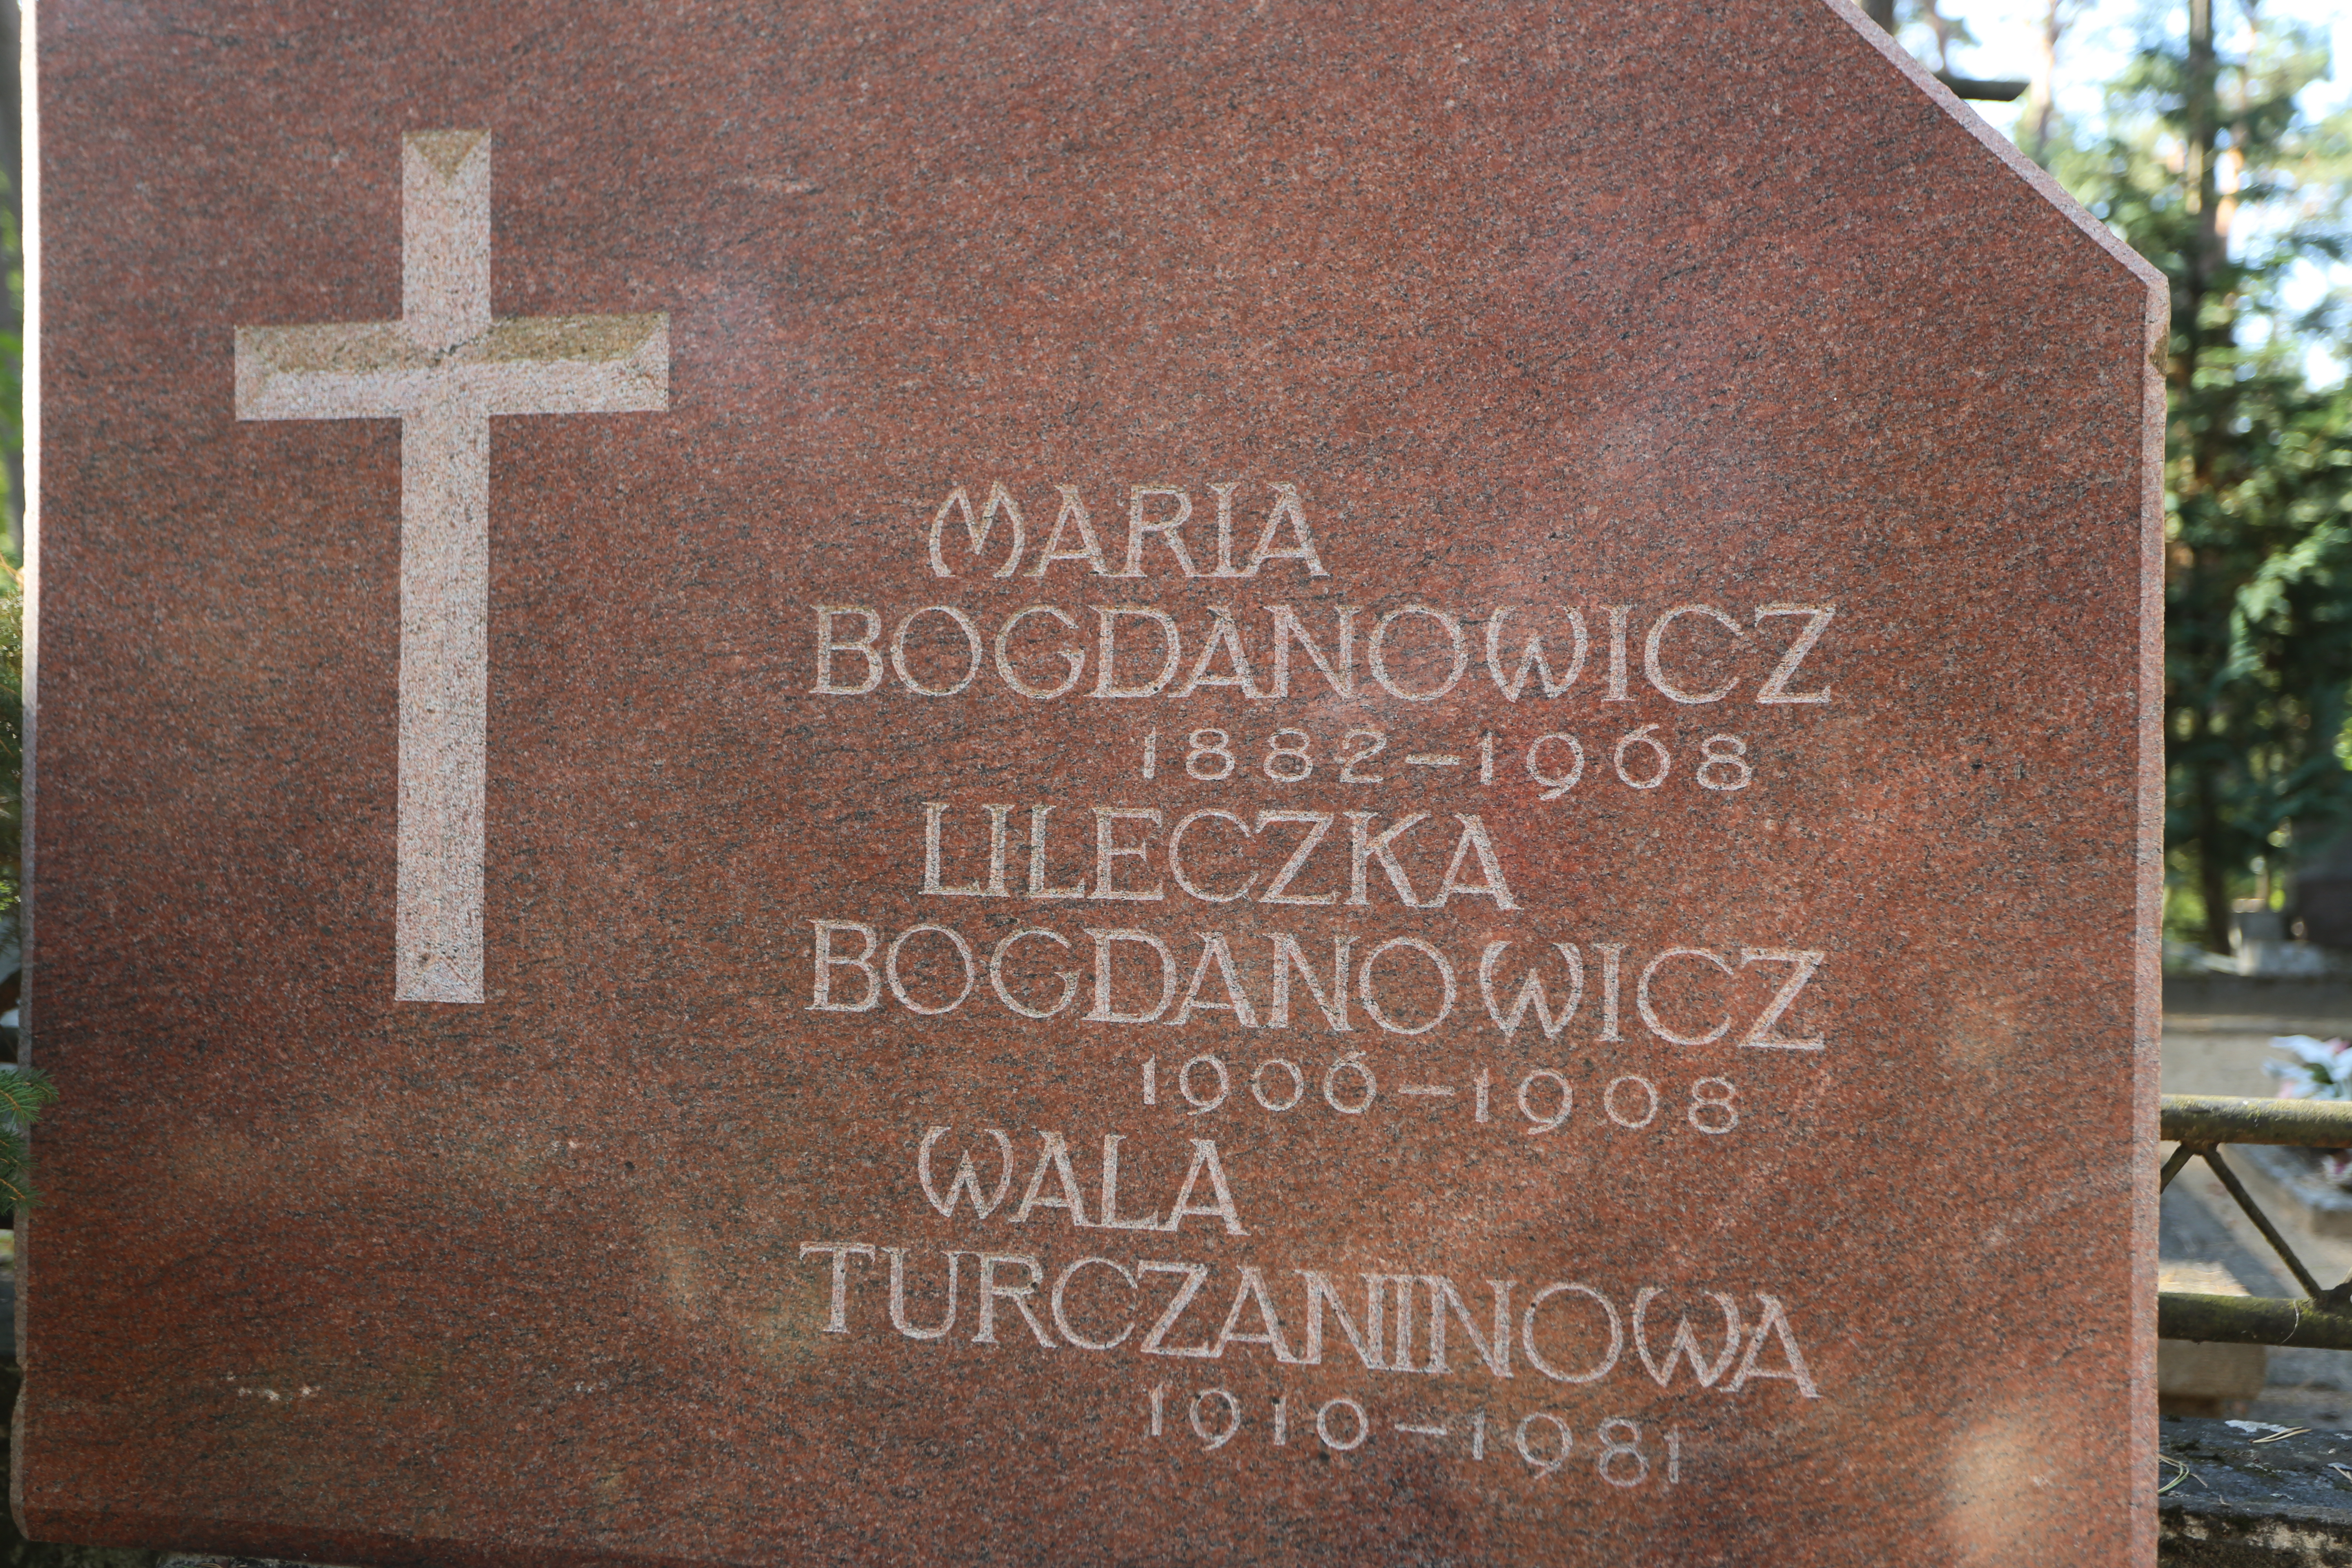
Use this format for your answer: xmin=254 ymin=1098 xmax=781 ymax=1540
xmin=22 ymin=2 xmax=2165 ymax=1564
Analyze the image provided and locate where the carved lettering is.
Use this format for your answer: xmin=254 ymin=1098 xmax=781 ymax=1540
xmin=1753 ymin=604 xmax=1836 ymax=704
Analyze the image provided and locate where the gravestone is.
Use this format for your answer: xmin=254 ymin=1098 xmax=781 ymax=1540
xmin=22 ymin=2 xmax=2165 ymax=1563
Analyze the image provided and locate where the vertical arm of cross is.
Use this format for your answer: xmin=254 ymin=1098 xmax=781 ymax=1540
xmin=392 ymin=131 xmax=496 ymax=1003
xmin=395 ymin=397 xmax=492 ymax=1006
xmin=404 ymin=131 xmax=492 ymax=351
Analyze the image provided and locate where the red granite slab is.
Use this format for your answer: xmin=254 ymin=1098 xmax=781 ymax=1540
xmin=20 ymin=1 xmax=2165 ymax=1563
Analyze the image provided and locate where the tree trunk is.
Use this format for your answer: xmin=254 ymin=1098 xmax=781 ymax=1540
xmin=2023 ymin=0 xmax=2070 ymax=164
xmin=2200 ymin=772 xmax=2234 ymax=956
xmin=2177 ymin=0 xmax=2238 ymax=953
xmin=2181 ymin=0 xmax=2220 ymax=395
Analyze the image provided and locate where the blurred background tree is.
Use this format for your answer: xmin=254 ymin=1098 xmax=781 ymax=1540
xmin=1 ymin=0 xmax=20 ymax=987
xmin=0 ymin=1 xmax=38 ymax=1200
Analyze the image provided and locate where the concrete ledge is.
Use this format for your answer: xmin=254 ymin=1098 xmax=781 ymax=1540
xmin=2165 ymin=975 xmax=2352 ymax=1017
xmin=2164 ymin=1415 xmax=2352 ymax=1562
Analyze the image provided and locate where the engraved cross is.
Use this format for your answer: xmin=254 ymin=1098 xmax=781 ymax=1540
xmin=236 ymin=131 xmax=669 ymax=1004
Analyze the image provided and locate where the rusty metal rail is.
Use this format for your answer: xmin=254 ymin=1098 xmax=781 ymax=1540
xmin=2160 ymin=1094 xmax=2352 ymax=1349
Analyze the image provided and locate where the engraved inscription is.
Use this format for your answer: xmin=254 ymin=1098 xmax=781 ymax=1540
xmin=788 ymin=473 xmax=1844 ymax=1458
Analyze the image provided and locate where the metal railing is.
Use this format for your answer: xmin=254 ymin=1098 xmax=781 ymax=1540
xmin=2161 ymin=1094 xmax=2352 ymax=1348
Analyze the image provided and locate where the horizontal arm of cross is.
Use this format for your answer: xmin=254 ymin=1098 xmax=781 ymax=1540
xmin=236 ymin=312 xmax=669 ymax=421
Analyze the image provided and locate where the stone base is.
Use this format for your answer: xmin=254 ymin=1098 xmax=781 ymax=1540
xmin=2163 ymin=1415 xmax=2352 ymax=1564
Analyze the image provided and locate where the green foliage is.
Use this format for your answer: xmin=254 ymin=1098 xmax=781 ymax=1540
xmin=0 ymin=160 xmax=26 ymax=1204
xmin=0 ymin=1065 xmax=54 ymax=1208
xmin=0 ymin=198 xmax=18 ymax=503
xmin=2036 ymin=6 xmax=2352 ymax=950
xmin=0 ymin=558 xmax=20 ymax=934
xmin=0 ymin=176 xmax=19 ymax=929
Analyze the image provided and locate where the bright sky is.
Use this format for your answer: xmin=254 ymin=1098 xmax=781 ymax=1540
xmin=1913 ymin=0 xmax=2352 ymax=382
xmin=1924 ymin=0 xmax=2352 ymax=126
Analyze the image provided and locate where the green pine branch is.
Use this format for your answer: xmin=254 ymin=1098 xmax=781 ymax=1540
xmin=0 ymin=1066 xmax=57 ymax=1208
